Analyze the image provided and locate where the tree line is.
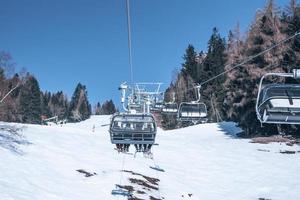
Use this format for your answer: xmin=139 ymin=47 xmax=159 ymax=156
xmin=164 ymin=0 xmax=300 ymax=136
xmin=0 ymin=52 xmax=117 ymax=124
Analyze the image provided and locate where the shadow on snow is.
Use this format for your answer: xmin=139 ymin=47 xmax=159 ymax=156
xmin=0 ymin=125 xmax=31 ymax=155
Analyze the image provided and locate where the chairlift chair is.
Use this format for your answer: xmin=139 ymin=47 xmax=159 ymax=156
xmin=151 ymin=95 xmax=164 ymax=112
xmin=109 ymin=113 xmax=157 ymax=152
xmin=151 ymin=101 xmax=164 ymax=112
xmin=162 ymin=92 xmax=178 ymax=115
xmin=177 ymin=85 xmax=208 ymax=124
xmin=256 ymin=69 xmax=300 ymax=125
xmin=162 ymin=102 xmax=178 ymax=115
xmin=178 ymin=102 xmax=208 ymax=123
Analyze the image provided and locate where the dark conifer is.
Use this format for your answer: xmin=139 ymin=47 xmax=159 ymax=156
xmin=68 ymin=83 xmax=91 ymax=121
xmin=19 ymin=75 xmax=42 ymax=124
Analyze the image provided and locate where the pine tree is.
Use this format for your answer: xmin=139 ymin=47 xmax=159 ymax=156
xmin=48 ymin=91 xmax=69 ymax=119
xmin=94 ymin=102 xmax=101 ymax=115
xmin=68 ymin=83 xmax=91 ymax=121
xmin=19 ymin=75 xmax=42 ymax=124
xmin=200 ymin=27 xmax=227 ymax=122
xmin=100 ymin=100 xmax=116 ymax=115
xmin=182 ymin=45 xmax=198 ymax=81
xmin=41 ymin=91 xmax=51 ymax=118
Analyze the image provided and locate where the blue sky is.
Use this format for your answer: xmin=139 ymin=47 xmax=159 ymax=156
xmin=0 ymin=0 xmax=289 ymax=109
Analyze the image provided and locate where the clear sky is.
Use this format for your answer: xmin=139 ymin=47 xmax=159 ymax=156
xmin=0 ymin=0 xmax=288 ymax=109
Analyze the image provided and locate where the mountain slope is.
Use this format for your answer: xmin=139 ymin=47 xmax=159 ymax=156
xmin=0 ymin=116 xmax=299 ymax=200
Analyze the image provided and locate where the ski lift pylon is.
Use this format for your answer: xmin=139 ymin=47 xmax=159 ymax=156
xmin=256 ymin=69 xmax=300 ymax=125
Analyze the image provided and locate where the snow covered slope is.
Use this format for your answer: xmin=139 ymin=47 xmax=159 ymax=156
xmin=0 ymin=116 xmax=300 ymax=200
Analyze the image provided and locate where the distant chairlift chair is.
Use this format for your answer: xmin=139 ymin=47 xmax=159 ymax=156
xmin=256 ymin=69 xmax=300 ymax=125
xmin=162 ymin=92 xmax=178 ymax=116
xmin=162 ymin=103 xmax=178 ymax=115
xmin=151 ymin=100 xmax=164 ymax=112
xmin=178 ymin=85 xmax=208 ymax=124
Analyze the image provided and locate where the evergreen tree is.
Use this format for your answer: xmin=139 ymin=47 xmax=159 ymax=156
xmin=41 ymin=91 xmax=51 ymax=118
xmin=182 ymin=44 xmax=198 ymax=81
xmin=200 ymin=27 xmax=227 ymax=122
xmin=94 ymin=102 xmax=101 ymax=115
xmin=100 ymin=100 xmax=116 ymax=115
xmin=48 ymin=91 xmax=69 ymax=119
xmin=19 ymin=75 xmax=42 ymax=124
xmin=68 ymin=83 xmax=91 ymax=121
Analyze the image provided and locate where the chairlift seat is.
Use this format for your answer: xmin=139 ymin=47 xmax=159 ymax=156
xmin=109 ymin=113 xmax=157 ymax=144
xmin=162 ymin=103 xmax=178 ymax=115
xmin=178 ymin=102 xmax=208 ymax=122
xmin=181 ymin=112 xmax=207 ymax=117
xmin=151 ymin=102 xmax=164 ymax=112
xmin=257 ymin=84 xmax=300 ymax=124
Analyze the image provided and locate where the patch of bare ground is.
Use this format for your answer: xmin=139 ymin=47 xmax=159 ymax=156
xmin=279 ymin=150 xmax=300 ymax=154
xmin=257 ymin=149 xmax=270 ymax=152
xmin=123 ymin=170 xmax=160 ymax=185
xmin=129 ymin=178 xmax=159 ymax=190
xmin=76 ymin=169 xmax=97 ymax=177
xmin=150 ymin=196 xmax=163 ymax=200
xmin=118 ymin=170 xmax=161 ymax=199
xmin=115 ymin=184 xmax=134 ymax=192
xmin=251 ymin=135 xmax=296 ymax=146
xmin=128 ymin=196 xmax=145 ymax=200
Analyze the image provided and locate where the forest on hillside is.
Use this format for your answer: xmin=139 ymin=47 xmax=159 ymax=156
xmin=163 ymin=0 xmax=300 ymax=136
xmin=0 ymin=52 xmax=117 ymax=124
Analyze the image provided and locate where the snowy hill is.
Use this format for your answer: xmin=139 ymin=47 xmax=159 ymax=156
xmin=1 ymin=115 xmax=300 ymax=200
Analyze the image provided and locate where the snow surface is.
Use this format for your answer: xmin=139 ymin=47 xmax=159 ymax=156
xmin=1 ymin=115 xmax=300 ymax=200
